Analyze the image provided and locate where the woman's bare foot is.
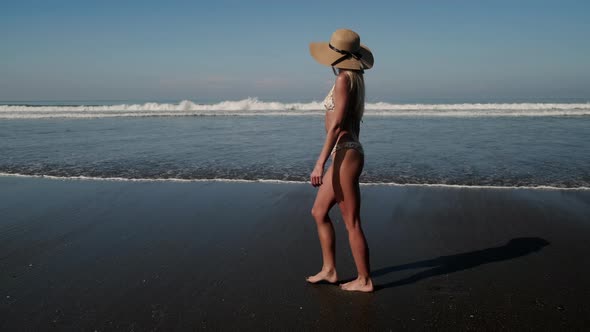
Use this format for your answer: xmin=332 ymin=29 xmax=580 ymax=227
xmin=306 ymin=268 xmax=338 ymax=284
xmin=339 ymin=276 xmax=374 ymax=292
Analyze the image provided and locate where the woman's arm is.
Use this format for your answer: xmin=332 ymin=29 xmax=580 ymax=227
xmin=310 ymin=73 xmax=350 ymax=186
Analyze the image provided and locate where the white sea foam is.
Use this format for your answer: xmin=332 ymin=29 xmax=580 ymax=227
xmin=1 ymin=173 xmax=588 ymax=191
xmin=1 ymin=99 xmax=589 ymax=119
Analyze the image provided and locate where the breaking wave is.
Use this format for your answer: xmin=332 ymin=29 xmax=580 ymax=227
xmin=1 ymin=99 xmax=590 ymax=119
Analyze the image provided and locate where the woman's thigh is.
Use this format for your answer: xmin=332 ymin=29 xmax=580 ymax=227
xmin=312 ymin=165 xmax=337 ymax=218
xmin=333 ymin=149 xmax=364 ymax=219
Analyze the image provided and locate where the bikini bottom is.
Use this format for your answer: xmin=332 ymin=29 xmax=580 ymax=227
xmin=331 ymin=140 xmax=364 ymax=156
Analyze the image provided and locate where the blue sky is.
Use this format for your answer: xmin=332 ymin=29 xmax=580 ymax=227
xmin=1 ymin=0 xmax=589 ymax=102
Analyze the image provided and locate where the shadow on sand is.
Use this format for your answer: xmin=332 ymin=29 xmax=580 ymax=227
xmin=372 ymin=237 xmax=550 ymax=290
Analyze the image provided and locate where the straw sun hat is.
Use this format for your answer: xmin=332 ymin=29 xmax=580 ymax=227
xmin=309 ymin=29 xmax=374 ymax=71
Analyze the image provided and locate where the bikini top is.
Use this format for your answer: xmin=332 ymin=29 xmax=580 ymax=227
xmin=323 ymin=85 xmax=335 ymax=112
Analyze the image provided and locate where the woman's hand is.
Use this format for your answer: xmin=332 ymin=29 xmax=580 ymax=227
xmin=310 ymin=164 xmax=324 ymax=187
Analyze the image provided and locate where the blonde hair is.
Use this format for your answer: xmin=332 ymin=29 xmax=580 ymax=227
xmin=341 ymin=69 xmax=365 ymax=120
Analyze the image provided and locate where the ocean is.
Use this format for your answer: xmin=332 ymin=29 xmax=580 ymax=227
xmin=1 ymin=99 xmax=589 ymax=188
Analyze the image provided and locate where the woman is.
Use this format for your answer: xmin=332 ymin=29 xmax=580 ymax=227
xmin=306 ymin=29 xmax=374 ymax=292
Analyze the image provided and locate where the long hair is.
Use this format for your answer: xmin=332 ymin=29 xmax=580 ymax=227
xmin=340 ymin=69 xmax=365 ymax=120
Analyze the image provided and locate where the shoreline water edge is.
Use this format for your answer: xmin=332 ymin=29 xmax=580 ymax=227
xmin=1 ymin=173 xmax=589 ymax=191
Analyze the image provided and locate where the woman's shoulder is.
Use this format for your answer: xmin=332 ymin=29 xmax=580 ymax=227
xmin=336 ymin=71 xmax=350 ymax=84
xmin=334 ymin=72 xmax=350 ymax=94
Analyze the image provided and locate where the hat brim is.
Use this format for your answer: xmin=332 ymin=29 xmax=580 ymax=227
xmin=309 ymin=42 xmax=374 ymax=70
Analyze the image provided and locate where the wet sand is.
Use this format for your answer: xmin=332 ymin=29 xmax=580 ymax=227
xmin=1 ymin=176 xmax=589 ymax=330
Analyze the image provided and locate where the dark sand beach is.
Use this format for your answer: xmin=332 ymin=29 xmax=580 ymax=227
xmin=1 ymin=176 xmax=589 ymax=330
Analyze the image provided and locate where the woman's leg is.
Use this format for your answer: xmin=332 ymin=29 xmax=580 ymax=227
xmin=333 ymin=149 xmax=373 ymax=292
xmin=306 ymin=165 xmax=338 ymax=283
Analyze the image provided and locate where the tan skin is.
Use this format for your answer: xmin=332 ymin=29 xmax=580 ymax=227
xmin=306 ymin=70 xmax=373 ymax=292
